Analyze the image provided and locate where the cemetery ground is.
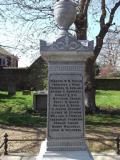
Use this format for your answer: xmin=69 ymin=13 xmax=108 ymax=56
xmin=0 ymin=91 xmax=120 ymax=155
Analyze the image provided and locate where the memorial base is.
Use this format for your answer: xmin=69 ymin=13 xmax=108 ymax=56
xmin=36 ymin=140 xmax=94 ymax=160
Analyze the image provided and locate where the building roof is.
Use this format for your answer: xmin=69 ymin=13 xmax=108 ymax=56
xmin=0 ymin=47 xmax=18 ymax=59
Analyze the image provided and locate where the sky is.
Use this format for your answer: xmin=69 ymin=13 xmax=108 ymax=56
xmin=0 ymin=0 xmax=120 ymax=67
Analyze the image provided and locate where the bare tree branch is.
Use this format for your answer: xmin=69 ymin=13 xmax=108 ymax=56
xmin=75 ymin=0 xmax=91 ymax=40
xmin=83 ymin=0 xmax=91 ymax=15
xmin=79 ymin=0 xmax=86 ymax=14
xmin=93 ymin=0 xmax=120 ymax=62
xmin=98 ymin=30 xmax=120 ymax=68
xmin=100 ymin=0 xmax=106 ymax=27
xmin=106 ymin=0 xmax=120 ymax=27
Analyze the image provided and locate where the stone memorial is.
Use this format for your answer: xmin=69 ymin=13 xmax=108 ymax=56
xmin=8 ymin=82 xmax=16 ymax=96
xmin=22 ymin=90 xmax=31 ymax=95
xmin=33 ymin=91 xmax=47 ymax=113
xmin=37 ymin=0 xmax=94 ymax=159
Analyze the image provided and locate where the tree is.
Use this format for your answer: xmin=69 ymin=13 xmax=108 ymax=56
xmin=0 ymin=0 xmax=55 ymax=57
xmin=98 ymin=29 xmax=120 ymax=69
xmin=0 ymin=0 xmax=120 ymax=112
xmin=75 ymin=0 xmax=120 ymax=112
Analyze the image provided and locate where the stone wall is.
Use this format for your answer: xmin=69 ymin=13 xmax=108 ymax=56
xmin=95 ymin=78 xmax=120 ymax=90
xmin=27 ymin=57 xmax=48 ymax=90
xmin=0 ymin=67 xmax=27 ymax=91
xmin=0 ymin=56 xmax=47 ymax=91
xmin=0 ymin=57 xmax=120 ymax=91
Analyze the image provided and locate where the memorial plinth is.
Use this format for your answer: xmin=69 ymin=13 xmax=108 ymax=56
xmin=36 ymin=34 xmax=94 ymax=160
xmin=37 ymin=0 xmax=94 ymax=159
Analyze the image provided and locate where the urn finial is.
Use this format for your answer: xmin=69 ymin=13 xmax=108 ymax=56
xmin=54 ymin=0 xmax=77 ymax=34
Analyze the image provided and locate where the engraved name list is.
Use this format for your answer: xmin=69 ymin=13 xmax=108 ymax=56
xmin=48 ymin=74 xmax=84 ymax=138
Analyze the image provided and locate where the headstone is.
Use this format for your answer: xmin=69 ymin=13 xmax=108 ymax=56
xmin=22 ymin=90 xmax=31 ymax=95
xmin=37 ymin=0 xmax=94 ymax=159
xmin=8 ymin=82 xmax=16 ymax=96
xmin=33 ymin=91 xmax=47 ymax=112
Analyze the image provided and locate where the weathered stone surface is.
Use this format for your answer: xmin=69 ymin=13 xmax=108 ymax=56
xmin=46 ymin=62 xmax=86 ymax=151
xmin=54 ymin=0 xmax=77 ymax=31
xmin=40 ymin=34 xmax=93 ymax=53
xmin=8 ymin=82 xmax=16 ymax=95
xmin=33 ymin=91 xmax=47 ymax=112
xmin=0 ymin=57 xmax=47 ymax=91
xmin=38 ymin=33 xmax=94 ymax=159
xmin=22 ymin=90 xmax=31 ymax=95
xmin=37 ymin=141 xmax=93 ymax=160
xmin=38 ymin=0 xmax=94 ymax=159
xmin=1 ymin=152 xmax=120 ymax=160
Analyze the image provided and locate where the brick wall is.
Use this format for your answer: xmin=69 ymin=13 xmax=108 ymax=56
xmin=0 ymin=56 xmax=47 ymax=91
xmin=0 ymin=56 xmax=119 ymax=91
xmin=95 ymin=78 xmax=120 ymax=90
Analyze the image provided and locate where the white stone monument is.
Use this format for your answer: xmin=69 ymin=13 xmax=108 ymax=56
xmin=37 ymin=0 xmax=94 ymax=159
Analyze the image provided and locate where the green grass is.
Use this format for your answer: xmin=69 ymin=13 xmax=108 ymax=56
xmin=0 ymin=91 xmax=32 ymax=112
xmin=0 ymin=91 xmax=119 ymax=153
xmin=0 ymin=91 xmax=46 ymax=127
xmin=86 ymin=114 xmax=120 ymax=152
xmin=0 ymin=90 xmax=120 ymax=126
xmin=96 ymin=90 xmax=120 ymax=109
xmin=86 ymin=114 xmax=120 ymax=126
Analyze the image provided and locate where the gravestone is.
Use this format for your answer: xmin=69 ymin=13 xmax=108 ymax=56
xmin=22 ymin=90 xmax=31 ymax=95
xmin=8 ymin=82 xmax=16 ymax=96
xmin=37 ymin=0 xmax=94 ymax=159
xmin=33 ymin=91 xmax=47 ymax=112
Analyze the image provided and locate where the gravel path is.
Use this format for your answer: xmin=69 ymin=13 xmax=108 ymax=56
xmin=0 ymin=125 xmax=46 ymax=155
xmin=0 ymin=124 xmax=119 ymax=155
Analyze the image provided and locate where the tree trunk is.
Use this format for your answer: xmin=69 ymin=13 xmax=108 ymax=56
xmin=75 ymin=14 xmax=87 ymax=40
xmin=84 ymin=58 xmax=97 ymax=113
xmin=74 ymin=0 xmax=120 ymax=113
xmin=75 ymin=13 xmax=97 ymax=113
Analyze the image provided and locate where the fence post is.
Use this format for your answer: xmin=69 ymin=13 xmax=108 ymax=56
xmin=116 ymin=136 xmax=120 ymax=155
xmin=4 ymin=133 xmax=8 ymax=155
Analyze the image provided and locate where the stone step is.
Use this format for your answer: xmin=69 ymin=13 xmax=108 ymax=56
xmin=0 ymin=152 xmax=120 ymax=160
xmin=0 ymin=153 xmax=36 ymax=160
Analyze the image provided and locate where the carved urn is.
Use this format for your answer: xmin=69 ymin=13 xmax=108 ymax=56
xmin=54 ymin=0 xmax=77 ymax=31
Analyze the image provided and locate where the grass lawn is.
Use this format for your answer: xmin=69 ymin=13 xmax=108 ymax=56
xmin=0 ymin=91 xmax=120 ymax=153
xmin=86 ymin=114 xmax=120 ymax=126
xmin=0 ymin=91 xmax=32 ymax=112
xmin=0 ymin=90 xmax=120 ymax=127
xmin=0 ymin=91 xmax=46 ymax=127
xmin=96 ymin=90 xmax=120 ymax=110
